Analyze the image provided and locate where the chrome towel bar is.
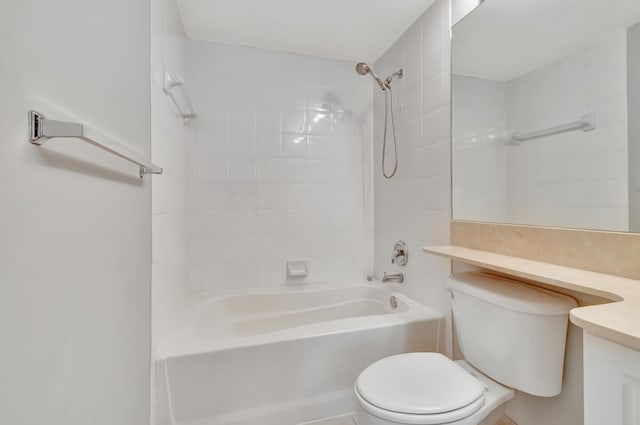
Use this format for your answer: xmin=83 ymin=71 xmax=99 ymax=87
xmin=510 ymin=112 xmax=596 ymax=145
xmin=28 ymin=110 xmax=162 ymax=177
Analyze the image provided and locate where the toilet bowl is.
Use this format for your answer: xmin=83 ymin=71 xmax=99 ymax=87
xmin=354 ymin=272 xmax=577 ymax=425
xmin=354 ymin=353 xmax=514 ymax=425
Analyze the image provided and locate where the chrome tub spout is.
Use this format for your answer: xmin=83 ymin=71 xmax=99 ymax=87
xmin=382 ymin=272 xmax=404 ymax=284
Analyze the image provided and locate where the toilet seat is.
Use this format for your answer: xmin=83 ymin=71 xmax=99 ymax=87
xmin=355 ymin=353 xmax=486 ymax=424
xmin=355 ymin=389 xmax=485 ymax=425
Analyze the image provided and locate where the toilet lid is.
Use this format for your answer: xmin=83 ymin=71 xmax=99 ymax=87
xmin=356 ymin=353 xmax=485 ymax=415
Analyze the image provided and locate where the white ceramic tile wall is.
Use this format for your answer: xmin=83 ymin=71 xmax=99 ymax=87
xmin=0 ymin=1 xmax=151 ymax=424
xmin=373 ymin=0 xmax=453 ymax=355
xmin=453 ymin=31 xmax=629 ymax=232
xmin=506 ymin=31 xmax=629 ymax=231
xmin=151 ymin=0 xmax=194 ymax=424
xmin=151 ymin=0 xmax=193 ymax=353
xmin=186 ymin=41 xmax=374 ymax=291
xmin=452 ymin=76 xmax=508 ymax=222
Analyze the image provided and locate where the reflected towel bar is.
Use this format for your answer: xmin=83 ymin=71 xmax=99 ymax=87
xmin=510 ymin=113 xmax=596 ymax=145
xmin=28 ymin=110 xmax=162 ymax=177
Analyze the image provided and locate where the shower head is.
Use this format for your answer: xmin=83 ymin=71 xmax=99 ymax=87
xmin=355 ymin=62 xmax=371 ymax=76
xmin=355 ymin=62 xmax=385 ymax=90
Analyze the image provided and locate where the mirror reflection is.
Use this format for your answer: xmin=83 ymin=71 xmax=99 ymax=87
xmin=451 ymin=0 xmax=640 ymax=232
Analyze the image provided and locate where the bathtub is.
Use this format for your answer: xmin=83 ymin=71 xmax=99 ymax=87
xmin=154 ymin=281 xmax=444 ymax=425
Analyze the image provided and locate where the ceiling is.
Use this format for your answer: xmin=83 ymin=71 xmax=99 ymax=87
xmin=176 ymin=0 xmax=436 ymax=63
xmin=453 ymin=0 xmax=640 ymax=82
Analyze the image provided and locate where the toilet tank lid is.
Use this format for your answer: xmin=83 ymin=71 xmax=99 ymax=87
xmin=449 ymin=272 xmax=577 ymax=316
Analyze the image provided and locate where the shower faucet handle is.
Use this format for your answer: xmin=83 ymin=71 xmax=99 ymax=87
xmin=390 ymin=240 xmax=408 ymax=267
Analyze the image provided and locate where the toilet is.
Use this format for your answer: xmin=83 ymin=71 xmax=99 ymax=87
xmin=354 ymin=272 xmax=577 ymax=425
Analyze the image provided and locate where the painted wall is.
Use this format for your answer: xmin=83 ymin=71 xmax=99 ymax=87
xmin=0 ymin=1 xmax=151 ymax=425
xmin=186 ymin=41 xmax=374 ymax=291
xmin=373 ymin=0 xmax=453 ymax=355
xmin=629 ymin=23 xmax=640 ymax=233
xmin=451 ymin=0 xmax=483 ymax=26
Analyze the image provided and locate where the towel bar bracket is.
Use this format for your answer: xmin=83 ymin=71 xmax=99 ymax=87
xmin=29 ymin=110 xmax=83 ymax=145
xmin=27 ymin=110 xmax=162 ymax=177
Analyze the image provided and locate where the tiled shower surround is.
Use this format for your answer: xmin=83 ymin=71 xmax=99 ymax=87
xmin=186 ymin=41 xmax=374 ymax=291
xmin=151 ymin=0 xmax=193 ymax=349
xmin=453 ymin=31 xmax=629 ymax=231
xmin=373 ymin=0 xmax=453 ymax=352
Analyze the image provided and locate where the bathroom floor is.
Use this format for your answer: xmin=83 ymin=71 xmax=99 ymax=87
xmin=298 ymin=414 xmax=356 ymax=425
xmin=299 ymin=414 xmax=517 ymax=425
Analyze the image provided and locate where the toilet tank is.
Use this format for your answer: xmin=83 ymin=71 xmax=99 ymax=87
xmin=449 ymin=272 xmax=577 ymax=397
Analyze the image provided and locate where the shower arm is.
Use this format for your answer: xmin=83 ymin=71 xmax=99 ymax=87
xmin=371 ymin=73 xmax=387 ymax=91
xmin=365 ymin=67 xmax=386 ymax=90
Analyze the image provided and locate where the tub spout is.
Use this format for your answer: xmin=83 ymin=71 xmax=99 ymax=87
xmin=382 ymin=272 xmax=404 ymax=284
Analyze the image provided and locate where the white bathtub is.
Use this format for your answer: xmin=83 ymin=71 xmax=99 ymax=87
xmin=154 ymin=282 xmax=444 ymax=425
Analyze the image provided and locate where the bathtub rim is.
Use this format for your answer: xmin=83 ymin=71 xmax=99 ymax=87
xmin=157 ymin=280 xmax=444 ymax=359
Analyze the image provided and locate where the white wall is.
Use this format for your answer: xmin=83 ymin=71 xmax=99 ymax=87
xmin=151 ymin=0 xmax=193 ymax=354
xmin=451 ymin=0 xmax=483 ymax=26
xmin=0 ymin=1 xmax=151 ymax=425
xmin=373 ymin=0 xmax=453 ymax=355
xmin=629 ymin=23 xmax=640 ymax=233
xmin=506 ymin=31 xmax=628 ymax=231
xmin=186 ymin=41 xmax=374 ymax=291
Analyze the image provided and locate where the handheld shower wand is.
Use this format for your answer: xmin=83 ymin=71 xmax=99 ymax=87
xmin=355 ymin=62 xmax=403 ymax=179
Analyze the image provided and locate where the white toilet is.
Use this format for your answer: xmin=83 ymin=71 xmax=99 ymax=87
xmin=354 ymin=272 xmax=577 ymax=425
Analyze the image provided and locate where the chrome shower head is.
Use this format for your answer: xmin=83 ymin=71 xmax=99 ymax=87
xmin=355 ymin=62 xmax=371 ymax=76
xmin=355 ymin=62 xmax=385 ymax=90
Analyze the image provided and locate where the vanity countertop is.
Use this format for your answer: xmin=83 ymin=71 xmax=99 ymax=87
xmin=423 ymin=245 xmax=640 ymax=352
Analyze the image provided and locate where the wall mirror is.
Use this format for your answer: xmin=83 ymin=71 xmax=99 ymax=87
xmin=451 ymin=0 xmax=640 ymax=232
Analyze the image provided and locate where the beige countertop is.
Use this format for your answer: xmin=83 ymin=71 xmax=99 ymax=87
xmin=423 ymin=245 xmax=640 ymax=352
